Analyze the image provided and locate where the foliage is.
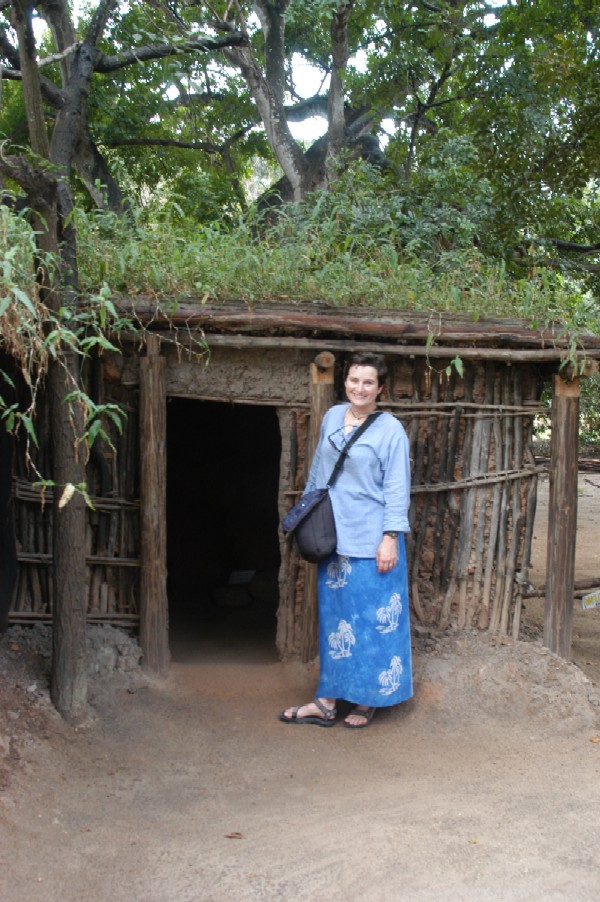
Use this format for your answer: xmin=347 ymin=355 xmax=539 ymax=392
xmin=2 ymin=0 xmax=598 ymax=247
xmin=0 ymin=203 xmax=135 ymax=476
xmin=5 ymin=136 xmax=598 ymax=355
xmin=580 ymin=374 xmax=600 ymax=449
xmin=69 ymin=159 xmax=598 ymax=336
xmin=1 ymin=217 xmax=211 ymax=483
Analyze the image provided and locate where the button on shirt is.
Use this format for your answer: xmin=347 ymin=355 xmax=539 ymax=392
xmin=304 ymin=404 xmax=411 ymax=558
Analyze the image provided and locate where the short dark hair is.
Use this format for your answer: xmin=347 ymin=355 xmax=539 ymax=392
xmin=343 ymin=352 xmax=388 ymax=387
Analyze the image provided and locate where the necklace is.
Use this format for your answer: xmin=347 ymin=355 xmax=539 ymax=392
xmin=348 ymin=406 xmax=373 ymax=422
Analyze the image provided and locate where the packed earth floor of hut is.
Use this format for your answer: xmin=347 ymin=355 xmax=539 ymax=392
xmin=1 ymin=467 xmax=600 ymax=901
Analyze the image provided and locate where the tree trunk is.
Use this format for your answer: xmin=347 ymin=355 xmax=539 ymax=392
xmin=8 ymin=0 xmax=89 ymax=722
xmin=326 ymin=1 xmax=353 ymax=180
xmin=224 ymin=1 xmax=310 ymax=201
xmin=73 ymin=132 xmax=130 ymax=215
xmin=49 ymin=353 xmax=88 ymax=723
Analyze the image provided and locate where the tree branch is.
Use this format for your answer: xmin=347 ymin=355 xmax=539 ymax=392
xmin=548 ymin=239 xmax=600 ymax=254
xmin=38 ymin=0 xmax=78 ymax=83
xmin=328 ymin=0 xmax=353 ymax=157
xmin=286 ymin=95 xmax=329 ymax=122
xmin=108 ymin=136 xmax=224 ymax=154
xmin=221 ymin=1 xmax=308 ymax=199
xmin=0 ymin=147 xmax=57 ymax=199
xmin=93 ymin=32 xmax=247 ymax=73
xmin=72 ymin=132 xmax=129 ymax=214
xmin=84 ymin=0 xmax=119 ymax=47
xmin=36 ymin=42 xmax=80 ymax=69
xmin=532 ymin=258 xmax=600 ymax=274
xmin=10 ymin=0 xmax=51 ymax=159
xmin=108 ymin=125 xmax=254 ymax=157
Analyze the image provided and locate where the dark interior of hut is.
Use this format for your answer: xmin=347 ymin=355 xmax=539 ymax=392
xmin=166 ymin=398 xmax=281 ymax=663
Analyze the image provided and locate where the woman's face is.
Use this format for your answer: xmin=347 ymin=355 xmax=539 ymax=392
xmin=344 ymin=365 xmax=382 ymax=411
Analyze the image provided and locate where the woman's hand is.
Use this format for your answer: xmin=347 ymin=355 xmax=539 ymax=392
xmin=376 ymin=535 xmax=398 ymax=573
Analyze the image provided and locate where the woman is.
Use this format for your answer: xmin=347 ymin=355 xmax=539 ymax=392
xmin=280 ymin=352 xmax=412 ymax=729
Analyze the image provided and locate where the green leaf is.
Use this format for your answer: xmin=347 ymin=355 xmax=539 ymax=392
xmin=20 ymin=414 xmax=39 ymax=448
xmin=86 ymin=419 xmax=103 ymax=445
xmin=452 ymin=356 xmax=464 ymax=378
xmin=79 ymin=335 xmax=119 ymax=353
xmin=11 ymin=287 xmax=35 ymax=314
xmin=0 ymin=370 xmax=16 ymax=389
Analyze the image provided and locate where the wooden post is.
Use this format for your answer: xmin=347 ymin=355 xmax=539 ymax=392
xmin=544 ymin=374 xmax=580 ymax=659
xmin=301 ymin=352 xmax=336 ymax=662
xmin=139 ymin=334 xmax=170 ymax=672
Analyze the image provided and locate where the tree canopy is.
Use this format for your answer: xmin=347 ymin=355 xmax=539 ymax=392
xmin=0 ymin=1 xmax=599 ymax=314
xmin=0 ymin=3 xmax=597 ymax=220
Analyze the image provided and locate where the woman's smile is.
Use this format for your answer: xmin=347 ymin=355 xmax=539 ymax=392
xmin=344 ymin=365 xmax=382 ymax=414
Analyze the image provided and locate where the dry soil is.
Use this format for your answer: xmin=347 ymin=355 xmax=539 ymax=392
xmin=1 ymin=472 xmax=600 ymax=902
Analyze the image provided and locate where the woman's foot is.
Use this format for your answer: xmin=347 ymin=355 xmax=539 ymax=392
xmin=344 ymin=705 xmax=376 ymax=729
xmin=279 ymin=697 xmax=337 ymax=727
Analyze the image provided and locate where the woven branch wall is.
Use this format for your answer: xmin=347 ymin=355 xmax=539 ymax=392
xmin=10 ymin=367 xmax=141 ymax=625
xmin=9 ymin=348 xmax=545 ymax=643
xmin=390 ymin=358 xmax=543 ymax=636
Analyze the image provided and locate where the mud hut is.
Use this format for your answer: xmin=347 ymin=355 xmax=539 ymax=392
xmin=3 ymin=301 xmax=600 ymax=668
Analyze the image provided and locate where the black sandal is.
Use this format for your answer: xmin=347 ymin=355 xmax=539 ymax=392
xmin=344 ymin=706 xmax=375 ymax=729
xmin=279 ymin=697 xmax=337 ymax=727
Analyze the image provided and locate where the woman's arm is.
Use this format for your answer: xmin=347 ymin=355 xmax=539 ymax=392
xmin=381 ymin=423 xmax=411 ymax=533
xmin=376 ymin=422 xmax=411 ymax=572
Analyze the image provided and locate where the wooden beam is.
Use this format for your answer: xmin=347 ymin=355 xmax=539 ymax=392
xmin=118 ymin=298 xmax=600 ymax=350
xmin=544 ymin=374 xmax=580 ymax=658
xmin=201 ymin=334 xmax=600 ymax=362
xmin=116 ymin=321 xmax=600 ymax=364
xmin=139 ymin=334 xmax=170 ymax=673
xmin=302 ymin=352 xmax=335 ymax=662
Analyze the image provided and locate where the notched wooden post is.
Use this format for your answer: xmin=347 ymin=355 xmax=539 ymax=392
xmin=301 ymin=352 xmax=336 ymax=662
xmin=544 ymin=373 xmax=580 ymax=659
xmin=139 ymin=333 xmax=169 ymax=673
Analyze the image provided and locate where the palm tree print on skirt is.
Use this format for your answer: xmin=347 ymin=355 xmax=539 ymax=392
xmin=328 ymin=619 xmax=356 ymax=658
xmin=325 ymin=555 xmax=352 ymax=589
xmin=316 ymin=548 xmax=413 ymax=708
xmin=376 ymin=593 xmax=402 ymax=633
xmin=379 ymin=656 xmax=404 ymax=695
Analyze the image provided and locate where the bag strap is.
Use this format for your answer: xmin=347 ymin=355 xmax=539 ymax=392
xmin=326 ymin=410 xmax=382 ymax=489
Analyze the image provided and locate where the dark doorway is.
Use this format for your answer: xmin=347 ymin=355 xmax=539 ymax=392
xmin=166 ymin=399 xmax=281 ymax=661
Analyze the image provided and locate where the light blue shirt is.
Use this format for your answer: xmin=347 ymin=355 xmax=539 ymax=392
xmin=304 ymin=403 xmax=411 ymax=558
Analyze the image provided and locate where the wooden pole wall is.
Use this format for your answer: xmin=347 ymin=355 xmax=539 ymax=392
xmin=139 ymin=335 xmax=170 ymax=673
xmin=544 ymin=374 xmax=580 ymax=659
xmin=301 ymin=352 xmax=335 ymax=662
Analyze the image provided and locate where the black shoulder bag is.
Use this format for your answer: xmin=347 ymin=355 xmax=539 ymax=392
xmin=281 ymin=411 xmax=381 ymax=563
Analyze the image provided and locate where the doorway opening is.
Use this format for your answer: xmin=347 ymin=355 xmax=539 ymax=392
xmin=166 ymin=399 xmax=281 ymax=662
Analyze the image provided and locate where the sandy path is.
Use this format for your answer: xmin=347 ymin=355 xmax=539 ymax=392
xmin=2 ymin=634 xmax=600 ymax=902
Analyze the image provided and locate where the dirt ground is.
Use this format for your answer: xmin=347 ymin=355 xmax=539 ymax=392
xmin=1 ymin=472 xmax=600 ymax=902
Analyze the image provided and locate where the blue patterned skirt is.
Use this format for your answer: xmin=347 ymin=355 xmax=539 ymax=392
xmin=316 ymin=538 xmax=413 ymax=708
